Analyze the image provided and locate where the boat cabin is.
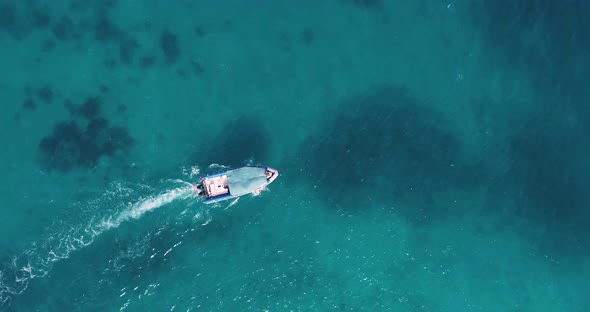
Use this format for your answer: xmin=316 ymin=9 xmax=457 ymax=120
xmin=202 ymin=174 xmax=229 ymax=198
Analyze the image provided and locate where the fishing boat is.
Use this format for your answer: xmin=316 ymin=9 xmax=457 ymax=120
xmin=195 ymin=166 xmax=279 ymax=204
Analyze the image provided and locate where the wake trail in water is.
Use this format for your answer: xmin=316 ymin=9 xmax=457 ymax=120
xmin=98 ymin=181 xmax=194 ymax=232
xmin=0 ymin=179 xmax=198 ymax=307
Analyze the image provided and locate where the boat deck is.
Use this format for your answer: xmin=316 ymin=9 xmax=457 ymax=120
xmin=203 ymin=175 xmax=229 ymax=198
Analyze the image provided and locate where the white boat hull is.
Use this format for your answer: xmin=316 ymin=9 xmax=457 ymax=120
xmin=196 ymin=166 xmax=278 ymax=204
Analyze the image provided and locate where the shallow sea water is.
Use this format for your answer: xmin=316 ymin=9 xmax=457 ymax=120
xmin=1 ymin=1 xmax=589 ymax=311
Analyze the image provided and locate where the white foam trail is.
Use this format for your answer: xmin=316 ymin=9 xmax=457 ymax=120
xmin=98 ymin=182 xmax=194 ymax=232
xmin=0 ymin=179 xmax=196 ymax=306
xmin=0 ymin=272 xmax=10 ymax=306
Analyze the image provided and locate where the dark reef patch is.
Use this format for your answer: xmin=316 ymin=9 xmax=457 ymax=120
xmin=301 ymin=28 xmax=314 ymax=46
xmin=471 ymin=1 xmax=590 ymax=257
xmin=69 ymin=0 xmax=118 ymax=13
xmin=73 ymin=97 xmax=101 ymax=119
xmin=52 ymin=16 xmax=75 ymax=41
xmin=99 ymin=84 xmax=109 ymax=94
xmin=140 ymin=55 xmax=155 ymax=68
xmin=0 ymin=4 xmax=16 ymax=30
xmin=85 ymin=117 xmax=108 ymax=138
xmin=38 ymin=97 xmax=133 ymax=172
xmin=194 ymin=25 xmax=205 ymax=37
xmin=191 ymin=61 xmax=204 ymax=76
xmin=37 ymin=86 xmax=53 ymax=103
xmin=30 ymin=9 xmax=50 ymax=28
xmin=0 ymin=3 xmax=49 ymax=39
xmin=104 ymin=0 xmax=118 ymax=9
xmin=160 ymin=30 xmax=180 ymax=64
xmin=343 ymin=0 xmax=380 ymax=8
xmin=176 ymin=68 xmax=187 ymax=78
xmin=67 ymin=0 xmax=87 ymax=12
xmin=197 ymin=116 xmax=270 ymax=168
xmin=22 ymin=98 xmax=36 ymax=110
xmin=494 ymin=110 xmax=590 ymax=256
xmin=41 ymin=39 xmax=56 ymax=52
xmin=39 ymin=121 xmax=90 ymax=171
xmin=95 ymin=17 xmax=121 ymax=42
xmin=118 ymin=37 xmax=139 ymax=64
xmin=297 ymin=86 xmax=482 ymax=221
xmin=471 ymin=1 xmax=590 ymax=115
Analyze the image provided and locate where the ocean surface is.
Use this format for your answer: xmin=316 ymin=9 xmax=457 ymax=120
xmin=1 ymin=1 xmax=589 ymax=311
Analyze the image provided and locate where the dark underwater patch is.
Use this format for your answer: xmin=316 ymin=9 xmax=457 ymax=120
xmin=52 ymin=16 xmax=75 ymax=41
xmin=176 ymin=68 xmax=187 ymax=78
xmin=73 ymin=97 xmax=101 ymax=120
xmin=30 ymin=8 xmax=50 ymax=28
xmin=69 ymin=0 xmax=118 ymax=13
xmin=498 ymin=111 xmax=590 ymax=256
xmin=41 ymin=39 xmax=55 ymax=52
xmin=99 ymin=85 xmax=109 ymax=94
xmin=471 ymin=1 xmax=590 ymax=257
xmin=0 ymin=4 xmax=16 ymax=31
xmin=140 ymin=55 xmax=155 ymax=68
xmin=67 ymin=0 xmax=86 ymax=12
xmin=39 ymin=121 xmax=90 ymax=171
xmin=95 ymin=17 xmax=121 ymax=42
xmin=22 ymin=98 xmax=36 ymax=110
xmin=198 ymin=116 xmax=270 ymax=168
xmin=118 ymin=37 xmax=139 ymax=64
xmin=104 ymin=0 xmax=118 ymax=9
xmin=194 ymin=25 xmax=205 ymax=38
xmin=342 ymin=0 xmax=380 ymax=9
xmin=301 ymin=28 xmax=314 ymax=46
xmin=471 ymin=1 xmax=590 ymax=114
xmin=191 ymin=61 xmax=204 ymax=76
xmin=0 ymin=3 xmax=49 ymax=39
xmin=37 ymin=86 xmax=53 ymax=103
xmin=37 ymin=97 xmax=133 ymax=172
xmin=297 ymin=86 xmax=481 ymax=220
xmin=160 ymin=30 xmax=180 ymax=64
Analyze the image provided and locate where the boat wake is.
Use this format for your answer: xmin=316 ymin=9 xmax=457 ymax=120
xmin=0 ymin=178 xmax=197 ymax=307
xmin=98 ymin=181 xmax=194 ymax=231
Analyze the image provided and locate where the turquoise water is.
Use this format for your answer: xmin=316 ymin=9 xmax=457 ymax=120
xmin=1 ymin=1 xmax=589 ymax=311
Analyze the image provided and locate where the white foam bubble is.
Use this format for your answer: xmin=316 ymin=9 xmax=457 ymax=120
xmin=163 ymin=241 xmax=182 ymax=257
xmin=207 ymin=163 xmax=230 ymax=170
xmin=201 ymin=217 xmax=212 ymax=226
xmin=253 ymin=186 xmax=271 ymax=197
xmin=224 ymin=197 xmax=240 ymax=210
xmin=0 ymin=272 xmax=10 ymax=305
xmin=182 ymin=166 xmax=201 ymax=179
